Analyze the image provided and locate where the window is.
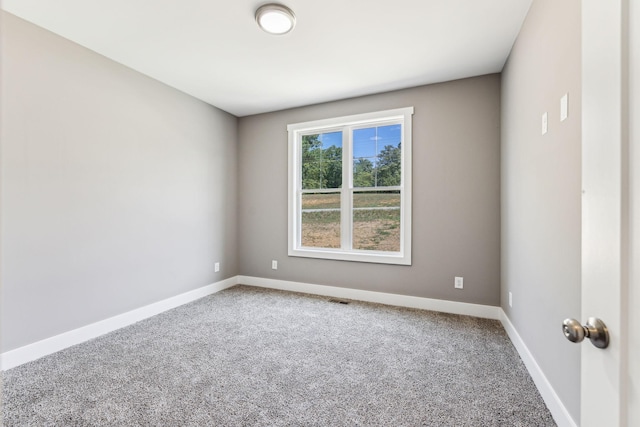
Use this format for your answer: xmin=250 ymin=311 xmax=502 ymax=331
xmin=288 ymin=107 xmax=413 ymax=265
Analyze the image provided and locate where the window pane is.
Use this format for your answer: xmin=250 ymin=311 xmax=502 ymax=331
xmin=301 ymin=192 xmax=341 ymax=248
xmin=353 ymin=157 xmax=376 ymax=187
xmin=301 ymin=132 xmax=342 ymax=190
xmin=353 ymin=128 xmax=377 ymax=158
xmin=353 ymin=125 xmax=401 ymax=188
xmin=352 ymin=190 xmax=400 ymax=252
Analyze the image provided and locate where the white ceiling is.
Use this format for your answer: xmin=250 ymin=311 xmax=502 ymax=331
xmin=2 ymin=0 xmax=532 ymax=117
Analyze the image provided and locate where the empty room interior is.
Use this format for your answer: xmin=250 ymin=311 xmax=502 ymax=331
xmin=1 ymin=0 xmax=638 ymax=426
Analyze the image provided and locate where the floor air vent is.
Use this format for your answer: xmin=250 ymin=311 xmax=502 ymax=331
xmin=328 ymin=299 xmax=350 ymax=305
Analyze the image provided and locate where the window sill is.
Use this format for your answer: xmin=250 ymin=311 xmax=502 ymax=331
xmin=288 ymin=247 xmax=411 ymax=266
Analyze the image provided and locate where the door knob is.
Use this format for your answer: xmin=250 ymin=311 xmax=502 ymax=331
xmin=562 ymin=317 xmax=609 ymax=349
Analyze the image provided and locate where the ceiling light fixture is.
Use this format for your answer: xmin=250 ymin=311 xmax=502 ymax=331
xmin=255 ymin=3 xmax=296 ymax=35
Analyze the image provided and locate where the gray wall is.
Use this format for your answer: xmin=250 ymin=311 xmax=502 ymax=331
xmin=238 ymin=75 xmax=501 ymax=306
xmin=0 ymin=12 xmax=239 ymax=352
xmin=501 ymin=0 xmax=581 ymax=422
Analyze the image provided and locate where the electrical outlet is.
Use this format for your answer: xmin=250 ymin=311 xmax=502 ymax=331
xmin=271 ymin=260 xmax=278 ymax=270
xmin=509 ymin=292 xmax=513 ymax=307
xmin=214 ymin=262 xmax=220 ymax=273
xmin=454 ymin=276 xmax=463 ymax=289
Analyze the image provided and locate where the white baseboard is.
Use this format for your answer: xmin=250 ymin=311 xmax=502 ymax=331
xmin=0 ymin=276 xmax=238 ymax=371
xmin=499 ymin=311 xmax=578 ymax=427
xmin=237 ymin=275 xmax=501 ymax=319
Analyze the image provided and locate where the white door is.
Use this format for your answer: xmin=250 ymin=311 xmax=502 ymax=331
xmin=629 ymin=1 xmax=640 ymax=424
xmin=581 ymin=0 xmax=637 ymax=426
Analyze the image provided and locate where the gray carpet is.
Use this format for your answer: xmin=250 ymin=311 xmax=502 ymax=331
xmin=2 ymin=285 xmax=556 ymax=426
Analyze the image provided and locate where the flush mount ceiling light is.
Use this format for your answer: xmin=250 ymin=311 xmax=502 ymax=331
xmin=255 ymin=3 xmax=296 ymax=35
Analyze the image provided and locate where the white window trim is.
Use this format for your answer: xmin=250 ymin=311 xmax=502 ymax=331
xmin=287 ymin=107 xmax=413 ymax=265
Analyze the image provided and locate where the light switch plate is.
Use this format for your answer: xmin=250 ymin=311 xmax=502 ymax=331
xmin=560 ymin=93 xmax=568 ymax=121
xmin=542 ymin=112 xmax=548 ymax=135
